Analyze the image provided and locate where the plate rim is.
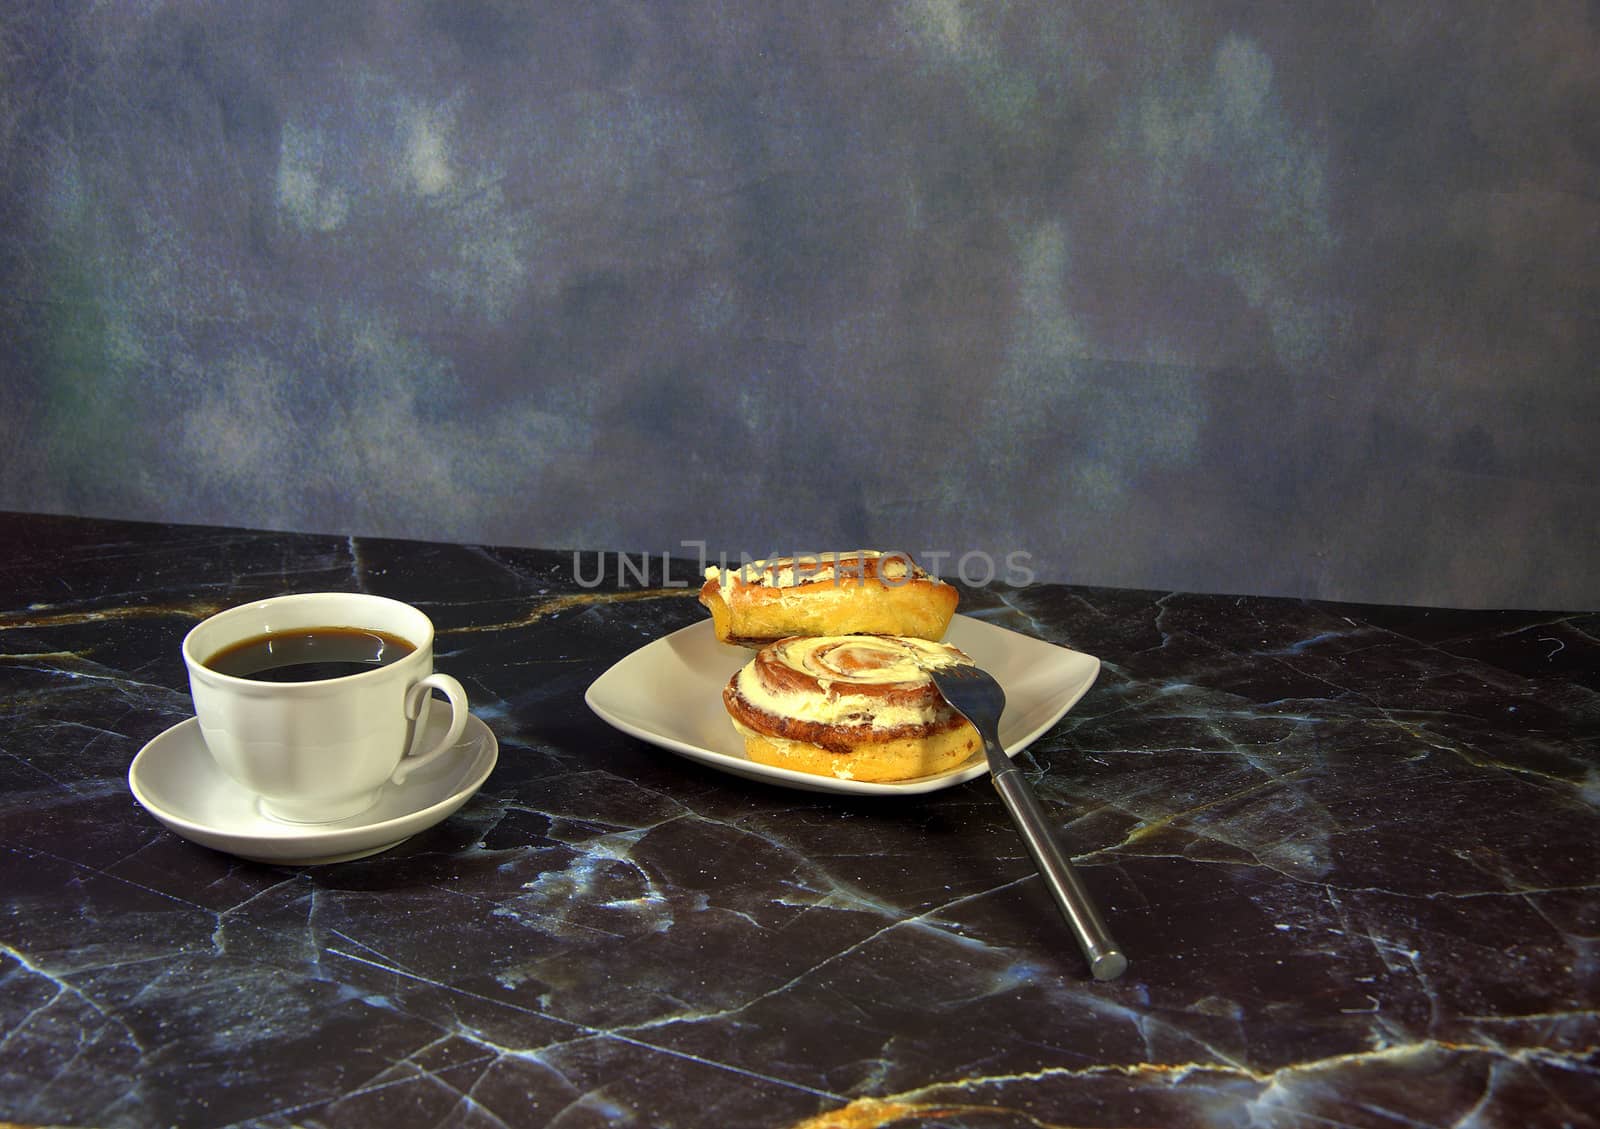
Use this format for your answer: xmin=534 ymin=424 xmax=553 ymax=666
xmin=585 ymin=614 xmax=1100 ymax=796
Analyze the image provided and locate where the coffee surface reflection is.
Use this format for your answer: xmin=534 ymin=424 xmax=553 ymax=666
xmin=205 ymin=627 xmax=416 ymax=683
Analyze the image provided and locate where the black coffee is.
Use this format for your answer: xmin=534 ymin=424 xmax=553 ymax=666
xmin=205 ymin=627 xmax=416 ymax=682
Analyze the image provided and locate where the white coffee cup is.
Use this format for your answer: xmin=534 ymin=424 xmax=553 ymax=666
xmin=182 ymin=592 xmax=470 ymax=824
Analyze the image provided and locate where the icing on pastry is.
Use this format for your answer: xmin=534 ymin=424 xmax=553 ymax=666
xmin=724 ymin=634 xmax=975 ymax=751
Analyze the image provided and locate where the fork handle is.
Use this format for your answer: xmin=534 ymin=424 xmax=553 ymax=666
xmin=988 ymin=754 xmax=1128 ymax=981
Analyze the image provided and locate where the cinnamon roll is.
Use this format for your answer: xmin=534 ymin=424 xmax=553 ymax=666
xmin=722 ymin=634 xmax=982 ymax=782
xmin=699 ymin=551 xmax=958 ymax=647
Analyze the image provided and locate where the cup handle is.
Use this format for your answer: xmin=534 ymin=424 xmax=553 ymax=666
xmin=393 ymin=673 xmax=470 ymax=785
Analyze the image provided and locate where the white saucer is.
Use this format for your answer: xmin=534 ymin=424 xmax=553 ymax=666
xmin=128 ymin=711 xmax=498 ymax=865
xmin=586 ymin=615 xmax=1101 ymax=796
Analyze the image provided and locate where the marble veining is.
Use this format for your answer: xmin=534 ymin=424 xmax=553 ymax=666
xmin=1 ymin=513 xmax=1596 ymax=1128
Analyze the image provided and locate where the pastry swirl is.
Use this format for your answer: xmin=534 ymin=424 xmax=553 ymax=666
xmin=699 ymin=551 xmax=958 ymax=646
xmin=722 ymin=635 xmax=981 ymax=781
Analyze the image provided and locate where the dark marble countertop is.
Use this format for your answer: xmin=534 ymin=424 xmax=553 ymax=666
xmin=2 ymin=512 xmax=1596 ymax=1128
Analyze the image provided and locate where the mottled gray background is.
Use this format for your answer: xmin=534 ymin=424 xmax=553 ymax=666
xmin=2 ymin=2 xmax=1596 ymax=608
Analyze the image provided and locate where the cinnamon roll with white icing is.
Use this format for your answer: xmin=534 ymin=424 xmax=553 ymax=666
xmin=722 ymin=634 xmax=982 ymax=782
xmin=699 ymin=551 xmax=958 ymax=647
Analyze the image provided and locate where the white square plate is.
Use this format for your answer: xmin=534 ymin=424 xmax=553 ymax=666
xmin=584 ymin=615 xmax=1101 ymax=795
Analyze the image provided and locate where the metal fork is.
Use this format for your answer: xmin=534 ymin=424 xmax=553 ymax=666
xmin=928 ymin=663 xmax=1128 ymax=981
